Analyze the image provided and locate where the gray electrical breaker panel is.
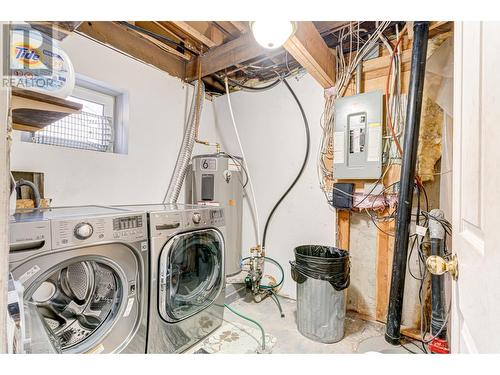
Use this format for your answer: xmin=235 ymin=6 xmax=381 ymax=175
xmin=333 ymin=90 xmax=383 ymax=179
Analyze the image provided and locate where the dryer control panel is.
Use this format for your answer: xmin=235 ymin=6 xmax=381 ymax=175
xmin=52 ymin=213 xmax=147 ymax=249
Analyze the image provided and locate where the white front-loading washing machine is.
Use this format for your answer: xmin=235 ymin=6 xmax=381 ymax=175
xmin=117 ymin=204 xmax=225 ymax=353
xmin=9 ymin=206 xmax=149 ymax=353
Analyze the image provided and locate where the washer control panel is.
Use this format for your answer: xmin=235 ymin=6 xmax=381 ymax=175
xmin=191 ymin=212 xmax=202 ymax=224
xmin=74 ymin=222 xmax=94 ymax=240
xmin=52 ymin=213 xmax=147 ymax=248
xmin=9 ymin=220 xmax=51 ymax=252
xmin=150 ymin=208 xmax=225 ymax=237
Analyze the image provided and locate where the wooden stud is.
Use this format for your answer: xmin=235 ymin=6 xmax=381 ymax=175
xmin=337 ymin=210 xmax=350 ymax=250
xmin=77 ymin=22 xmax=186 ymax=80
xmin=284 ymin=21 xmax=336 ymax=88
xmin=375 ymin=211 xmax=395 ymax=322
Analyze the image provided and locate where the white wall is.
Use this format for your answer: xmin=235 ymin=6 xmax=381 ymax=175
xmin=212 ymin=75 xmax=335 ymax=298
xmin=11 ymin=33 xmax=217 ymax=206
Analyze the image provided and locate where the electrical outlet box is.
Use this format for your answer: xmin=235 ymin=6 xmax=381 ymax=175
xmin=333 ymin=91 xmax=383 ymax=179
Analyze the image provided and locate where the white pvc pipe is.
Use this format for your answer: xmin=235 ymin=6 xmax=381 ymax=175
xmin=224 ymin=78 xmax=261 ymax=246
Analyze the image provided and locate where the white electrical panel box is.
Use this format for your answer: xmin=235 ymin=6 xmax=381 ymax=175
xmin=333 ymin=90 xmax=383 ymax=179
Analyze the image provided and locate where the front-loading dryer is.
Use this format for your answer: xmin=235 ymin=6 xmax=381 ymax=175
xmin=117 ymin=204 xmax=225 ymax=353
xmin=9 ymin=206 xmax=149 ymax=353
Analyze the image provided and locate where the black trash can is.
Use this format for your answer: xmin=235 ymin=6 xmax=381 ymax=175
xmin=290 ymin=245 xmax=350 ymax=343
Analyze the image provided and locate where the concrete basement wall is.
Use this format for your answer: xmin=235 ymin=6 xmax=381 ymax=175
xmin=212 ymin=74 xmax=335 ymax=299
xmin=10 ymin=33 xmax=217 ymax=206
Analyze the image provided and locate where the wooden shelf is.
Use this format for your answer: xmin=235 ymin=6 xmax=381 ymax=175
xmin=11 ymin=88 xmax=82 ymax=132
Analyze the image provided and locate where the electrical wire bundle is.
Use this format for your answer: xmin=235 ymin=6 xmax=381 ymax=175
xmin=319 ymin=22 xmax=409 ymax=209
xmin=319 ymin=22 xmax=392 ymax=198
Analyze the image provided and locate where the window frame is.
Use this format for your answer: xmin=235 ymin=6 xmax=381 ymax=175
xmin=22 ymin=75 xmax=129 ymax=154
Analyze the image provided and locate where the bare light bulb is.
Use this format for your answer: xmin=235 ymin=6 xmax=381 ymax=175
xmin=251 ymin=21 xmax=296 ymax=49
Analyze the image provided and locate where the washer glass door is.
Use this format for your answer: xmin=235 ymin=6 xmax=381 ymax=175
xmin=26 ymin=259 xmax=124 ymax=352
xmin=159 ymin=229 xmax=224 ymax=322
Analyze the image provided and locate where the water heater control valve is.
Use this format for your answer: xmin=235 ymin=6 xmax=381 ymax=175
xmin=74 ymin=222 xmax=94 ymax=240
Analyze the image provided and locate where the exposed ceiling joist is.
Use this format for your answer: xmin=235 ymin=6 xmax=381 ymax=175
xmin=77 ymin=21 xmax=186 ymax=80
xmin=185 ymin=32 xmax=272 ymax=82
xmin=28 ymin=21 xmax=82 ymax=41
xmin=124 ymin=24 xmax=192 ymax=61
xmin=171 ymin=21 xmax=225 ymax=48
xmin=284 ymin=21 xmax=336 ymax=88
xmin=214 ymin=21 xmax=242 ymax=38
xmin=313 ymin=21 xmax=350 ymax=35
xmin=230 ymin=21 xmax=249 ymax=33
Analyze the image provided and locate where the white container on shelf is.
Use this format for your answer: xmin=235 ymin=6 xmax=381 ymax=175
xmin=9 ymin=26 xmax=75 ymax=98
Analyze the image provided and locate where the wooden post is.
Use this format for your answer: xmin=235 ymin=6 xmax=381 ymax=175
xmin=337 ymin=210 xmax=350 ymax=250
xmin=375 ymin=212 xmax=395 ymax=321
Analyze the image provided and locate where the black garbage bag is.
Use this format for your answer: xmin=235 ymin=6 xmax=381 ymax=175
xmin=290 ymin=245 xmax=350 ymax=291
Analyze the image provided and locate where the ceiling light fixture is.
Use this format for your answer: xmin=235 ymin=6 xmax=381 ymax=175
xmin=250 ymin=21 xmax=296 ymax=49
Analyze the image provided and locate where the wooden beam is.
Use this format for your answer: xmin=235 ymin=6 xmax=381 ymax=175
xmin=337 ymin=210 xmax=350 ymax=250
xmin=215 ymin=21 xmax=242 ymax=38
xmin=230 ymin=21 xmax=249 ymax=33
xmin=172 ymin=21 xmax=224 ymax=48
xmin=77 ymin=22 xmax=185 ymax=80
xmin=126 ymin=26 xmax=191 ymax=61
xmin=284 ymin=21 xmax=336 ymax=88
xmin=185 ymin=32 xmax=272 ymax=82
xmin=127 ymin=22 xmax=192 ymax=61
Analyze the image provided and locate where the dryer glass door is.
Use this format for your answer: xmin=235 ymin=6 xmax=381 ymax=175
xmin=159 ymin=229 xmax=224 ymax=322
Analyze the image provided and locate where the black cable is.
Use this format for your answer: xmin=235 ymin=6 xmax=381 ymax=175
xmin=221 ymin=72 xmax=293 ymax=93
xmin=262 ymin=78 xmax=310 ymax=249
xmin=118 ymin=21 xmax=199 ymax=56
xmin=400 ymin=343 xmax=417 ymax=354
xmin=227 ymin=77 xmax=282 ymax=91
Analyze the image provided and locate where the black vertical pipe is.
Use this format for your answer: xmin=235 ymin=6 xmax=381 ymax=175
xmin=429 ymin=209 xmax=447 ymax=339
xmin=430 ymin=237 xmax=447 ymax=338
xmin=385 ymin=21 xmax=429 ymax=345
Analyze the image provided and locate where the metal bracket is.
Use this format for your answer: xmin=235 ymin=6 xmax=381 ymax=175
xmin=426 ymin=254 xmax=459 ymax=280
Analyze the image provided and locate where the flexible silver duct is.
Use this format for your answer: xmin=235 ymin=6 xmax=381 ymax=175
xmin=163 ymin=81 xmax=205 ymax=204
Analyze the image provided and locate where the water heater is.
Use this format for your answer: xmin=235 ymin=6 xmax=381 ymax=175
xmin=186 ymin=153 xmax=243 ymax=276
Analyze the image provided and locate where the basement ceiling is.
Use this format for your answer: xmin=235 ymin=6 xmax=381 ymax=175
xmin=29 ymin=21 xmax=452 ymax=96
